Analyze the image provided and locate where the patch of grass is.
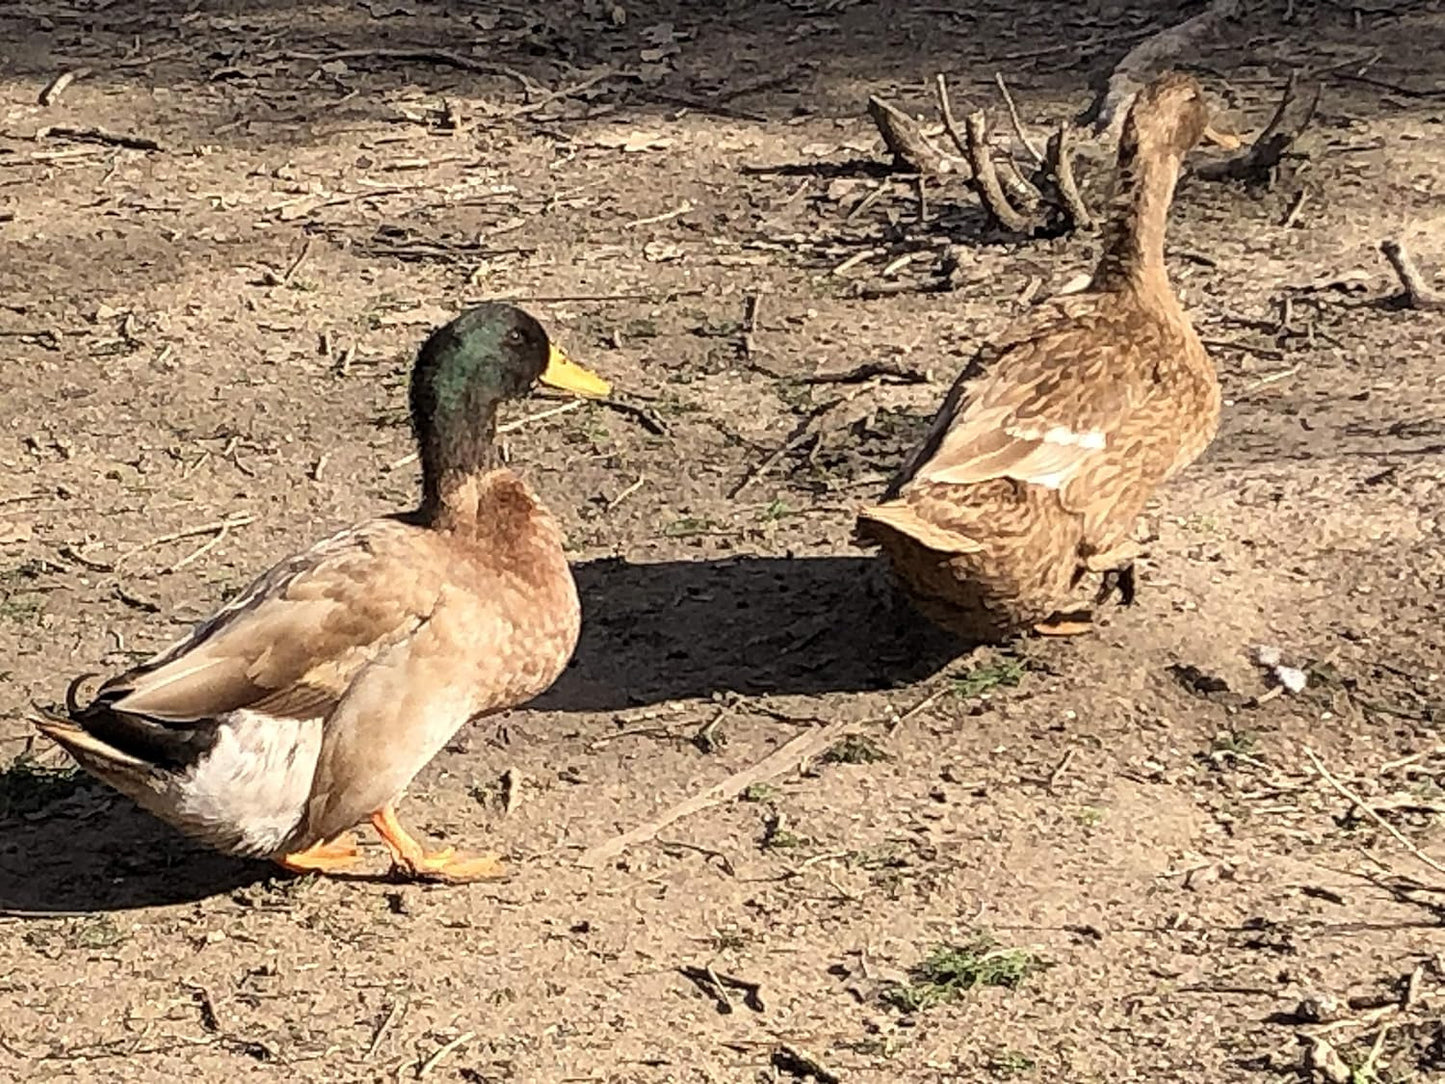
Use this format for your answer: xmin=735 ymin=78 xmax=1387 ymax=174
xmin=822 ymin=734 xmax=888 ymax=765
xmin=755 ymin=498 xmax=797 ymax=522
xmin=0 ymin=753 xmax=83 ymax=819
xmin=882 ymin=935 xmax=1048 ymax=1013
xmin=741 ymin=782 xmax=778 ymax=803
xmin=987 ymin=1049 xmax=1036 ymax=1079
xmin=761 ymin=812 xmax=808 ymax=851
xmin=660 ymin=516 xmax=716 ymax=538
xmin=951 ymin=657 xmax=1027 ymax=699
xmin=1210 ymin=729 xmax=1258 ymax=757
xmin=1073 ymin=805 xmax=1104 ymax=828
xmin=69 ymin=916 xmax=126 ymax=950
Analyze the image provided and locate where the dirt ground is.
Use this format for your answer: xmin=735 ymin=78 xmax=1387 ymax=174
xmin=2 ymin=1 xmax=1444 ymax=1081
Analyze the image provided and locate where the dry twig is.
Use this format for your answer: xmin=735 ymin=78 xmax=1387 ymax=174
xmin=1305 ymin=746 xmax=1445 ymax=881
xmin=577 ymin=717 xmax=858 ymax=868
xmin=417 ymin=1031 xmax=474 ymax=1079
xmin=994 ymin=73 xmax=1045 ymax=165
xmin=1380 ymin=239 xmax=1445 ymax=311
xmin=962 ymin=110 xmax=1031 ymax=232
xmin=1044 ymin=122 xmax=1093 ymax=229
xmin=36 ymin=125 xmax=162 ymax=151
xmin=39 ymin=68 xmax=90 ymax=107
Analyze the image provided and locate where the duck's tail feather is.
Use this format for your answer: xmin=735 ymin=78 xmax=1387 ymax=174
xmin=856 ymin=501 xmax=984 ymax=555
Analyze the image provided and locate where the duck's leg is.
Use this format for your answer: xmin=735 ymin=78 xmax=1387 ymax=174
xmin=370 ymin=804 xmax=506 ymax=883
xmin=276 ymin=833 xmax=361 ymax=874
xmin=1094 ymin=562 xmax=1137 ymax=607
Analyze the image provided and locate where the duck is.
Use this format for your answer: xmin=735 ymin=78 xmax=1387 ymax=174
xmin=856 ymin=72 xmax=1233 ymax=643
xmin=37 ymin=304 xmax=611 ymax=882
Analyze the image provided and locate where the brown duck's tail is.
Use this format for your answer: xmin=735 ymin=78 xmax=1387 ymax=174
xmin=855 ymin=501 xmax=984 ymax=555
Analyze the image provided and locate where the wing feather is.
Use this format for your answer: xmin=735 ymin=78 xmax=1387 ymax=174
xmin=97 ymin=519 xmax=445 ymax=725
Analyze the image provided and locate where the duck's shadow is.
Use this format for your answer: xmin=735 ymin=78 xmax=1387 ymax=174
xmin=3 ymin=554 xmax=960 ymax=913
xmin=536 ymin=554 xmax=962 ymax=711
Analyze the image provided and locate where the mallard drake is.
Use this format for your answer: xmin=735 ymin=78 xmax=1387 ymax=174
xmin=38 ymin=304 xmax=610 ymax=882
xmin=857 ymin=72 xmax=1232 ymax=642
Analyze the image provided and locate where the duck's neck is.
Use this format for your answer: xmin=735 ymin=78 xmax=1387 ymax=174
xmin=1091 ymin=137 xmax=1182 ymax=293
xmin=417 ymin=400 xmax=502 ymax=528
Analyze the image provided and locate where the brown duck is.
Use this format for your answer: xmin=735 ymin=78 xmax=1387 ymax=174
xmin=856 ymin=72 xmax=1234 ymax=642
xmin=37 ymin=304 xmax=610 ymax=882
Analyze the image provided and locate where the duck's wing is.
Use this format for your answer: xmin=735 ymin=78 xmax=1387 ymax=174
xmin=892 ymin=311 xmax=1156 ymax=499
xmin=63 ymin=519 xmax=446 ymax=768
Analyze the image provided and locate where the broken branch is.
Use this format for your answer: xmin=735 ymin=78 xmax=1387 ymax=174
xmin=1082 ymin=0 xmax=1241 ymax=135
xmin=1196 ymin=73 xmax=1322 ymax=183
xmin=1044 ymin=121 xmax=1093 ymax=229
xmin=866 ymin=95 xmax=964 ymax=175
xmin=963 ymin=110 xmax=1032 ymax=233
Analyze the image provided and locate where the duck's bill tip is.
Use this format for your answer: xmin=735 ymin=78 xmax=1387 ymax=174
xmin=541 ymin=344 xmax=612 ymax=398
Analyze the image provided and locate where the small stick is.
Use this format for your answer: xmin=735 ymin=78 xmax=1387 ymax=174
xmin=598 ymin=397 xmax=668 ymax=436
xmin=417 ymin=1030 xmax=474 ymax=1079
xmin=1280 ymin=188 xmax=1308 ymax=228
xmin=624 ymin=201 xmax=693 ymax=230
xmin=993 ymin=73 xmax=1045 ymax=165
xmin=963 ymin=111 xmax=1032 ymax=233
xmin=39 ymin=68 xmax=91 ymax=107
xmin=741 ymin=290 xmax=762 ymax=359
xmin=282 ymin=238 xmax=312 ymax=284
xmin=1048 ymin=747 xmax=1077 ymax=789
xmin=508 ymin=68 xmax=620 ymax=117
xmin=916 ymin=174 xmax=928 ymax=224
xmin=605 ymin=475 xmax=645 ymax=512
xmin=1380 ymin=239 xmax=1445 ymax=311
xmin=934 ymin=73 xmax=969 ymax=159
xmin=36 ymin=125 xmax=162 ymax=151
xmin=166 ymin=520 xmax=236 ymax=573
xmin=294 ymin=49 xmax=538 ymax=93
xmin=117 ymin=515 xmax=256 ymax=566
xmin=704 ymin=965 xmax=735 ymax=1013
xmin=577 ymin=716 xmax=859 ymax=868
xmin=498 ymin=398 xmax=586 ymax=433
xmin=773 ymin=1045 xmax=841 ymax=1084
xmin=366 ymin=999 xmax=405 ymax=1059
xmin=885 ymin=686 xmax=949 ymax=735
xmin=832 ymin=247 xmax=883 ymax=276
xmin=1305 ymin=746 xmax=1445 ymax=879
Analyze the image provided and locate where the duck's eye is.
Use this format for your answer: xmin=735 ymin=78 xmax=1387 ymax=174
xmin=505 ymin=328 xmax=525 ymax=346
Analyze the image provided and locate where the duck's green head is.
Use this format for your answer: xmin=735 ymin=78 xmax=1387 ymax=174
xmin=411 ymin=304 xmax=610 ymax=430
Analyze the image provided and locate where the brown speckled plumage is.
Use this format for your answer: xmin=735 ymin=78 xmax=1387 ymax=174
xmin=38 ymin=305 xmax=611 ymax=880
xmin=857 ymin=73 xmax=1226 ymax=642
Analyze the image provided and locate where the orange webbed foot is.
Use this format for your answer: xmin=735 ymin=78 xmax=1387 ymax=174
xmin=370 ymin=806 xmax=507 ymax=884
xmin=276 ymin=833 xmax=362 ymax=875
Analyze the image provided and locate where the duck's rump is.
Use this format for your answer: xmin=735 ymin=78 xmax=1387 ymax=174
xmin=39 ymin=704 xmax=323 ymax=859
xmin=859 ymin=478 xmax=1086 ymax=640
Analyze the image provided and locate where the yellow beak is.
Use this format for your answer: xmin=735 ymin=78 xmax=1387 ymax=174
xmin=540 ymin=343 xmax=611 ymax=398
xmin=1202 ymin=123 xmax=1242 ymax=150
